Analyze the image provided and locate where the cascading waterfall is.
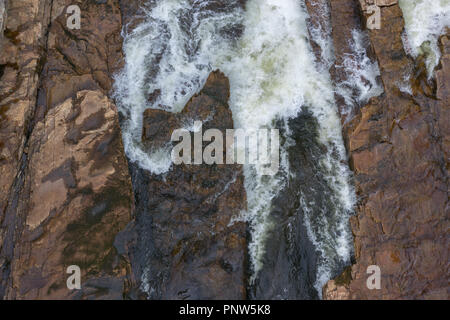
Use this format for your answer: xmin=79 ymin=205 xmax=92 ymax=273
xmin=220 ymin=0 xmax=356 ymax=295
xmin=113 ymin=0 xmax=358 ymax=298
xmin=113 ymin=0 xmax=244 ymax=174
xmin=336 ymin=29 xmax=384 ymax=111
xmin=399 ymin=0 xmax=450 ymax=76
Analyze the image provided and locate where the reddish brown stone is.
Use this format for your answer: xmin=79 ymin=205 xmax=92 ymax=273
xmin=324 ymin=1 xmax=449 ymax=300
xmin=0 ymin=0 xmax=134 ymax=299
xmin=139 ymin=71 xmax=247 ymax=299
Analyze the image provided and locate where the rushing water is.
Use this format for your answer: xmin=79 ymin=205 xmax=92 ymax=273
xmin=114 ymin=0 xmax=360 ymax=298
xmin=336 ymin=29 xmax=383 ymax=113
xmin=399 ymin=0 xmax=450 ymax=76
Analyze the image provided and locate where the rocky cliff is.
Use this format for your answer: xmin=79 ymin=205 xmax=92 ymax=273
xmin=136 ymin=70 xmax=247 ymax=299
xmin=0 ymin=0 xmax=447 ymax=300
xmin=0 ymin=0 xmax=134 ymax=299
xmin=321 ymin=0 xmax=449 ymax=299
xmin=0 ymin=0 xmax=246 ymax=299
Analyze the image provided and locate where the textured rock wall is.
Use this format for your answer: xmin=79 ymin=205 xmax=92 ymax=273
xmin=0 ymin=0 xmax=134 ymax=299
xmin=0 ymin=0 xmax=447 ymax=300
xmin=0 ymin=0 xmax=55 ymax=297
xmin=0 ymin=0 xmax=248 ymax=300
xmin=323 ymin=0 xmax=449 ymax=299
xmin=138 ymin=71 xmax=247 ymax=299
xmin=0 ymin=0 xmax=5 ymax=45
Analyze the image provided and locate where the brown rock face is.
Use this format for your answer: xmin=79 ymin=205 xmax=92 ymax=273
xmin=136 ymin=71 xmax=247 ymax=299
xmin=0 ymin=0 xmax=55 ymax=298
xmin=324 ymin=1 xmax=449 ymax=300
xmin=1 ymin=0 xmax=245 ymax=301
xmin=0 ymin=0 xmax=447 ymax=301
xmin=0 ymin=0 xmax=53 ymax=237
xmin=0 ymin=0 xmax=134 ymax=299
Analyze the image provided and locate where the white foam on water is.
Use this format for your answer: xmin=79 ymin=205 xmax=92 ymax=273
xmin=113 ymin=0 xmax=242 ymax=174
xmin=303 ymin=2 xmax=383 ymax=115
xmin=399 ymin=0 xmax=450 ymax=76
xmin=114 ymin=0 xmax=356 ymax=297
xmin=305 ymin=0 xmax=335 ymax=69
xmin=336 ymin=29 xmax=384 ymax=114
xmin=345 ymin=29 xmax=383 ymax=102
xmin=218 ymin=1 xmax=356 ymax=291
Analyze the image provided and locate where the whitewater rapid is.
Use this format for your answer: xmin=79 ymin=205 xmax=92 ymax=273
xmin=223 ymin=0 xmax=356 ymax=295
xmin=114 ymin=0 xmax=359 ymax=298
xmin=399 ymin=0 xmax=450 ymax=76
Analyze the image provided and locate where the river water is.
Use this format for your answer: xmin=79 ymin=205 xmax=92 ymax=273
xmin=113 ymin=0 xmax=399 ymax=299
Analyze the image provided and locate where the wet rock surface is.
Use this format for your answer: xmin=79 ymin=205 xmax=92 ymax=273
xmin=0 ymin=0 xmax=133 ymax=299
xmin=324 ymin=1 xmax=449 ymax=299
xmin=126 ymin=71 xmax=247 ymax=300
xmin=0 ymin=0 xmax=448 ymax=300
xmin=0 ymin=0 xmax=5 ymax=45
xmin=304 ymin=0 xmax=332 ymax=66
xmin=4 ymin=90 xmax=133 ymax=299
xmin=250 ymin=110 xmax=329 ymax=300
xmin=0 ymin=0 xmax=53 ymax=254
